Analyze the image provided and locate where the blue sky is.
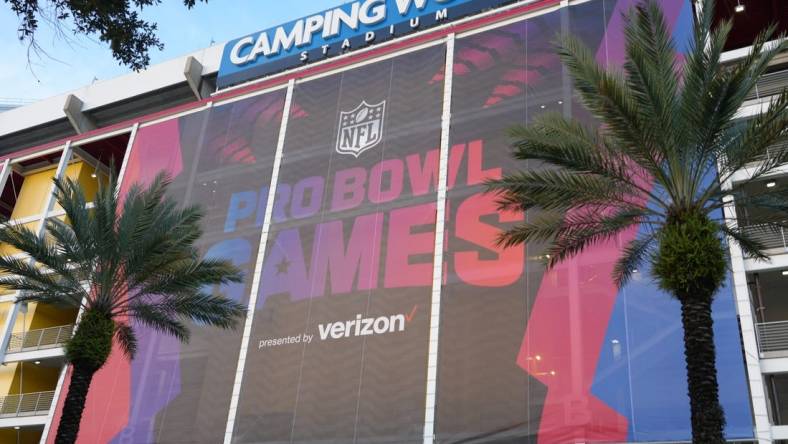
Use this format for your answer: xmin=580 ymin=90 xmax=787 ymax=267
xmin=0 ymin=0 xmax=340 ymax=101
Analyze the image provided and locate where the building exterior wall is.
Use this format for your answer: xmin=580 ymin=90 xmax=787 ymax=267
xmin=10 ymin=167 xmax=58 ymax=220
xmin=0 ymin=428 xmax=42 ymax=444
xmin=0 ymin=0 xmax=783 ymax=442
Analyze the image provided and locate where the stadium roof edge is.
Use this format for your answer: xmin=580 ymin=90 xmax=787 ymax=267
xmin=0 ymin=44 xmax=224 ymax=140
xmin=1 ymin=0 xmax=573 ymax=158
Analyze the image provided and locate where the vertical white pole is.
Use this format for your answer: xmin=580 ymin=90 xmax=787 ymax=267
xmin=41 ymin=122 xmax=139 ymax=443
xmin=182 ymin=102 xmax=215 ymax=205
xmin=40 ymin=362 xmax=68 ymax=443
xmin=722 ymin=192 xmax=773 ymax=444
xmin=423 ymin=33 xmax=455 ymax=444
xmin=0 ymin=159 xmax=13 ymax=207
xmin=699 ymin=0 xmax=769 ymax=439
xmin=14 ymin=142 xmax=73 ymax=444
xmin=223 ymin=79 xmax=296 ymax=444
xmin=115 ymin=123 xmax=139 ymax=194
xmin=37 ymin=142 xmax=73 ymax=234
xmin=0 ymin=158 xmax=17 ymax=364
xmin=40 ymin=122 xmax=139 ymax=443
xmin=0 ymin=301 xmax=17 ymax=365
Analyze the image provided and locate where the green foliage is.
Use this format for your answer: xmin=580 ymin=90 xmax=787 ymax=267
xmin=65 ymin=310 xmax=115 ymax=371
xmin=0 ymin=170 xmax=247 ymax=366
xmin=6 ymin=0 xmax=208 ymax=70
xmin=487 ymin=1 xmax=786 ymax=441
xmin=0 ymin=168 xmax=247 ymax=443
xmin=653 ymin=213 xmax=727 ymax=301
xmin=486 ymin=0 xmax=788 ymax=285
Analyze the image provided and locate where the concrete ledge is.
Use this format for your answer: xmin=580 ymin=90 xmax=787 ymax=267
xmin=760 ymin=356 xmax=788 ymax=374
xmin=0 ymin=414 xmax=48 ymax=428
xmin=773 ymin=425 xmax=788 ymax=440
xmin=2 ymin=347 xmax=65 ymax=364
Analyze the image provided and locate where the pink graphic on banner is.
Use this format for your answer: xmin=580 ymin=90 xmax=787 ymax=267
xmin=516 ymin=1 xmax=687 ymax=442
xmin=112 ymin=119 xmax=186 ymax=444
xmin=47 ymin=118 xmax=185 ymax=444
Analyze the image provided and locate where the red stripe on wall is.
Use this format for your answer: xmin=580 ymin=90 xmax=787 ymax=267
xmin=1 ymin=0 xmax=559 ymax=164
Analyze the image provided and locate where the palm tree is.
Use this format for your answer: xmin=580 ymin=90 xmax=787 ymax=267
xmin=486 ymin=0 xmax=787 ymax=442
xmin=0 ymin=171 xmax=246 ymax=444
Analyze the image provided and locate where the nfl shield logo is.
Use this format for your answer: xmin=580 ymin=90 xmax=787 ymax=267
xmin=335 ymin=100 xmax=386 ymax=157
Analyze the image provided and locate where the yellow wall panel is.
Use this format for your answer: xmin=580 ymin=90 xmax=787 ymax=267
xmin=0 ymin=363 xmax=17 ymax=396
xmin=0 ymin=279 xmax=14 ymax=296
xmin=0 ymin=221 xmax=40 ymax=256
xmin=10 ymin=160 xmax=105 ymax=219
xmin=0 ymin=301 xmax=11 ymax=325
xmin=11 ymin=302 xmax=78 ymax=333
xmin=51 ymin=162 xmax=81 ymax=214
xmin=52 ymin=161 xmax=107 ymax=213
xmin=28 ymin=303 xmax=78 ymax=330
xmin=0 ymin=362 xmax=60 ymax=396
xmin=73 ymin=162 xmax=105 ymax=203
xmin=0 ymin=428 xmax=42 ymax=444
xmin=10 ymin=166 xmax=57 ymax=220
xmin=7 ymin=363 xmax=60 ymax=394
xmin=11 ymin=303 xmax=35 ymax=332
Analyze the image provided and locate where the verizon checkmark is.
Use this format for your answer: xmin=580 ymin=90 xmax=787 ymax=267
xmin=405 ymin=305 xmax=418 ymax=323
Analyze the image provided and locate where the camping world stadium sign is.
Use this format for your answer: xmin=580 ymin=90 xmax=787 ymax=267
xmin=217 ymin=0 xmax=523 ymax=88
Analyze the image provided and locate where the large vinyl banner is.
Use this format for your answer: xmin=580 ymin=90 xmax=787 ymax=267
xmin=436 ymin=0 xmax=753 ymax=443
xmin=232 ymin=44 xmax=445 ymax=443
xmin=119 ymin=92 xmax=286 ymax=444
xmin=47 ymin=1 xmax=756 ymax=443
xmin=47 ymin=91 xmax=287 ymax=444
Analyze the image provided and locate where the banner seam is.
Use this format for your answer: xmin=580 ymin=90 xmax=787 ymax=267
xmin=223 ymin=79 xmax=296 ymax=444
xmin=422 ymin=33 xmax=455 ymax=444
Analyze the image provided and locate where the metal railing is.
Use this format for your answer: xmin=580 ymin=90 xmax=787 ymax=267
xmin=740 ymin=223 xmax=788 ymax=251
xmin=0 ymin=391 xmax=54 ymax=418
xmin=754 ymin=140 xmax=788 ymax=164
xmin=6 ymin=324 xmax=73 ymax=353
xmin=745 ymin=69 xmax=788 ymax=101
xmin=757 ymin=321 xmax=788 ymax=354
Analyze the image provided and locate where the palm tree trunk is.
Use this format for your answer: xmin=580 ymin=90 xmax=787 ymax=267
xmin=680 ymin=296 xmax=725 ymax=444
xmin=54 ymin=362 xmax=98 ymax=444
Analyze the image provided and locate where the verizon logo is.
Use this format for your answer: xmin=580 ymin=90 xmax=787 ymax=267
xmin=257 ymin=306 xmax=419 ymax=350
xmin=317 ymin=305 xmax=417 ymax=340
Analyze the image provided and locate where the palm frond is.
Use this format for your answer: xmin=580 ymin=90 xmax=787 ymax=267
xmin=114 ymin=322 xmax=138 ymax=359
xmin=505 ymin=113 xmax=669 ymax=208
xmin=51 ymin=176 xmax=92 ymax=248
xmin=613 ymin=234 xmax=656 ymax=287
xmin=122 ymin=206 xmax=207 ymax=295
xmin=13 ymin=291 xmax=82 ymax=307
xmin=123 ymin=258 xmax=243 ymax=309
xmin=0 ymin=223 xmax=57 ymax=267
xmin=736 ymin=92 xmax=788 ymax=182
xmin=678 ymin=0 xmax=731 ymax=153
xmin=720 ymin=224 xmax=770 ymax=261
xmin=494 ymin=0 xmax=785 ymax=285
xmin=556 ymin=34 xmax=667 ymax=184
xmin=684 ymin=20 xmax=785 ymax=166
xmin=129 ymin=301 xmax=190 ymax=343
xmin=730 ymin=187 xmax=788 ymax=222
xmin=498 ymin=206 xmax=648 ymax=268
xmin=543 ymin=207 xmax=649 ymax=267
xmin=0 ymin=167 xmax=245 ymax=366
xmin=718 ymin=91 xmax=788 ymax=181
xmin=486 ymin=169 xmax=627 ymax=212
xmin=507 ymin=114 xmax=623 ymax=173
xmin=142 ymin=292 xmax=247 ymax=330
xmin=623 ymin=0 xmax=680 ymax=154
xmin=0 ymin=255 xmax=86 ymax=306
xmin=496 ymin=211 xmax=564 ymax=248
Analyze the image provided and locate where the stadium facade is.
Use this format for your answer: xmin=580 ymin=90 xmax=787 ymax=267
xmin=0 ymin=0 xmax=786 ymax=443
